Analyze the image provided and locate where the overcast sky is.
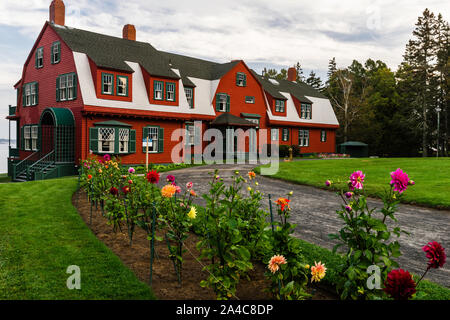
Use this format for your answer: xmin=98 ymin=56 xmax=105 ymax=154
xmin=0 ymin=0 xmax=448 ymax=139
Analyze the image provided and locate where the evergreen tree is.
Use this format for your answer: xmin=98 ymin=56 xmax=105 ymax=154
xmin=294 ymin=61 xmax=305 ymax=83
xmin=306 ymin=70 xmax=323 ymax=89
xmin=327 ymin=57 xmax=337 ymax=83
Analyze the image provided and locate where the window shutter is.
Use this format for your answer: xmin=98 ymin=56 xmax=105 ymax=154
xmin=35 ymin=51 xmax=38 ymax=68
xmin=142 ymin=127 xmax=148 ymax=153
xmin=72 ymin=74 xmax=77 ymax=99
xmin=35 ymin=83 xmax=39 ymax=105
xmin=22 ymin=86 xmax=26 ymax=107
xmin=37 ymin=126 xmax=42 ymax=151
xmin=129 ymin=129 xmax=136 ymax=153
xmin=21 ymin=126 xmax=25 ymax=150
xmin=215 ymin=94 xmax=220 ymax=111
xmin=236 ymin=73 xmax=240 ymax=86
xmin=226 ymin=95 xmax=230 ymax=112
xmin=57 ymin=42 xmax=61 ymax=62
xmin=194 ymin=125 xmax=201 ymax=146
xmin=243 ymin=74 xmax=247 ymax=86
xmin=51 ymin=44 xmax=54 ymax=64
xmin=114 ymin=130 xmax=119 ymax=154
xmin=56 ymin=77 xmax=60 ymax=102
xmin=287 ymin=128 xmax=290 ymax=141
xmin=158 ymin=127 xmax=164 ymax=153
xmin=89 ymin=127 xmax=99 ymax=153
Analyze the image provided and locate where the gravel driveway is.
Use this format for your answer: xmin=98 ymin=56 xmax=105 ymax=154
xmin=160 ymin=163 xmax=450 ymax=288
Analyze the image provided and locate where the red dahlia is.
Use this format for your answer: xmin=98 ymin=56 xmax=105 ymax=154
xmin=146 ymin=170 xmax=160 ymax=184
xmin=122 ymin=186 xmax=130 ymax=194
xmin=383 ymin=269 xmax=416 ymax=300
xmin=422 ymin=241 xmax=446 ymax=269
xmin=110 ymin=187 xmax=119 ymax=196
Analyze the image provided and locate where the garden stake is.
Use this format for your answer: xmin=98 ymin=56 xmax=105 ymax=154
xmin=165 ymin=233 xmax=181 ymax=284
xmin=149 ymin=205 xmax=156 ymax=285
xmin=268 ymin=194 xmax=274 ymax=233
xmin=124 ymin=200 xmax=133 ymax=247
xmin=89 ymin=185 xmax=93 ymax=225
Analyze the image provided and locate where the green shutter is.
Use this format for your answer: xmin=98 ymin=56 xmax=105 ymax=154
xmin=57 ymin=42 xmax=61 ymax=62
xmin=51 ymin=44 xmax=54 ymax=64
xmin=22 ymin=85 xmax=26 ymax=107
xmin=114 ymin=129 xmax=119 ymax=154
xmin=89 ymin=127 xmax=99 ymax=153
xmin=35 ymin=83 xmax=39 ymax=105
xmin=56 ymin=77 xmax=60 ymax=102
xmin=236 ymin=73 xmax=240 ymax=85
xmin=21 ymin=126 xmax=24 ymax=150
xmin=226 ymin=95 xmax=230 ymax=112
xmin=287 ymin=128 xmax=290 ymax=141
xmin=215 ymin=94 xmax=220 ymax=111
xmin=158 ymin=127 xmax=164 ymax=153
xmin=129 ymin=129 xmax=136 ymax=153
xmin=37 ymin=125 xmax=42 ymax=151
xmin=243 ymin=74 xmax=247 ymax=86
xmin=35 ymin=50 xmax=38 ymax=68
xmin=72 ymin=74 xmax=77 ymax=99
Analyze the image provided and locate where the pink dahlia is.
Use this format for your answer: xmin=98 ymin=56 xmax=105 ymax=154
xmin=390 ymin=168 xmax=410 ymax=193
xmin=383 ymin=269 xmax=416 ymax=300
xmin=268 ymin=255 xmax=287 ymax=274
xmin=103 ymin=154 xmax=111 ymax=162
xmin=422 ymin=241 xmax=446 ymax=269
xmin=186 ymin=182 xmax=193 ymax=190
xmin=349 ymin=171 xmax=365 ymax=190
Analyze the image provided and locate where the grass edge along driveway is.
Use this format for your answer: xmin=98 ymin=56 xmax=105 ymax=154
xmin=255 ymin=158 xmax=450 ymax=209
xmin=0 ymin=177 xmax=155 ymax=300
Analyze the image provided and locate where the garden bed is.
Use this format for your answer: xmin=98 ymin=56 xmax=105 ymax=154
xmin=72 ymin=189 xmax=337 ymax=300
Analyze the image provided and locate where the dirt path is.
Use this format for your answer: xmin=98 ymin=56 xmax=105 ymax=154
xmin=159 ymin=163 xmax=450 ymax=288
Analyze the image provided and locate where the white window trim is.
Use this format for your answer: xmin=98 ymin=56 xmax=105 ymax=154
xmin=166 ymin=83 xmax=175 ymax=101
xmin=98 ymin=127 xmax=115 ymax=154
xmin=145 ymin=127 xmax=159 ymax=153
xmin=154 ymin=82 xmax=163 ymax=100
xmin=218 ymin=94 xmax=227 ymax=112
xmin=299 ymin=129 xmax=310 ymax=147
xmin=103 ymin=74 xmax=113 ymax=95
xmin=117 ymin=76 xmax=128 ymax=96
xmin=271 ymin=128 xmax=279 ymax=141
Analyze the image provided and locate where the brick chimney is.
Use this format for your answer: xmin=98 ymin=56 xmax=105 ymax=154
xmin=123 ymin=24 xmax=136 ymax=41
xmin=287 ymin=67 xmax=297 ymax=82
xmin=49 ymin=0 xmax=65 ymax=26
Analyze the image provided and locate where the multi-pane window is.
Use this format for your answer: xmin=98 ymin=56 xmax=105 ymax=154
xmin=119 ymin=128 xmax=129 ymax=153
xmin=245 ymin=96 xmax=255 ymax=104
xmin=216 ymin=93 xmax=229 ymax=112
xmin=102 ymin=73 xmax=114 ymax=95
xmin=99 ymin=127 xmax=115 ymax=153
xmin=51 ymin=42 xmax=61 ymax=64
xmin=166 ymin=82 xmax=176 ymax=101
xmin=186 ymin=124 xmax=195 ymax=145
xmin=282 ymin=128 xmax=289 ymax=142
xmin=31 ymin=126 xmax=38 ymax=151
xmin=321 ymin=130 xmax=327 ymax=142
xmin=23 ymin=82 xmax=38 ymax=107
xmin=57 ymin=73 xmax=77 ymax=101
xmin=23 ymin=125 xmax=38 ymax=151
xmin=185 ymin=88 xmax=193 ymax=108
xmin=154 ymin=81 xmax=163 ymax=100
xmin=271 ymin=128 xmax=279 ymax=141
xmin=301 ymin=103 xmax=312 ymax=119
xmin=144 ymin=127 xmax=159 ymax=153
xmin=299 ymin=129 xmax=309 ymax=147
xmin=117 ymin=76 xmax=128 ymax=96
xmin=236 ymin=72 xmax=247 ymax=87
xmin=36 ymin=47 xmax=44 ymax=68
xmin=275 ymin=100 xmax=285 ymax=112
xmin=24 ymin=126 xmax=31 ymax=151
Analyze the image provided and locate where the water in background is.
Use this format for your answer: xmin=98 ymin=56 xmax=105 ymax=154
xmin=0 ymin=143 xmax=9 ymax=174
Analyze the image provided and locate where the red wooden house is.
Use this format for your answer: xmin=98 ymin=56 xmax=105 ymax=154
xmin=6 ymin=0 xmax=339 ymax=181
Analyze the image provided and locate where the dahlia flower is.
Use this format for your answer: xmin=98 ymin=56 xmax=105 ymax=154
xmin=422 ymin=241 xmax=446 ymax=269
xmin=128 ymin=167 xmax=135 ymax=174
xmin=103 ymin=154 xmax=111 ymax=162
xmin=345 ymin=192 xmax=353 ymax=199
xmin=383 ymin=269 xmax=416 ymax=300
xmin=146 ymin=170 xmax=160 ymax=184
xmin=190 ymin=189 xmax=197 ymax=197
xmin=349 ymin=171 xmax=365 ymax=190
xmin=175 ymin=185 xmax=181 ymax=194
xmin=122 ymin=186 xmax=130 ymax=194
xmin=188 ymin=206 xmax=197 ymax=219
xmin=311 ymin=261 xmax=327 ymax=283
xmin=186 ymin=182 xmax=193 ymax=189
xmin=161 ymin=184 xmax=177 ymax=198
xmin=325 ymin=180 xmax=332 ymax=187
xmin=110 ymin=187 xmax=119 ymax=196
xmin=345 ymin=205 xmax=352 ymax=213
xmin=268 ymin=255 xmax=287 ymax=274
xmin=275 ymin=197 xmax=290 ymax=212
xmin=87 ymin=174 xmax=92 ymax=180
xmin=390 ymin=168 xmax=410 ymax=193
xmin=166 ymin=174 xmax=175 ymax=183
xmin=248 ymin=171 xmax=256 ymax=180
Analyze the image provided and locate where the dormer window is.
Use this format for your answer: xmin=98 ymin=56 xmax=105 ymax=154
xmin=275 ymin=99 xmax=285 ymax=112
xmin=236 ymin=72 xmax=247 ymax=87
xmin=51 ymin=41 xmax=61 ymax=64
xmin=116 ymin=75 xmax=129 ymax=96
xmin=301 ymin=103 xmax=312 ymax=119
xmin=36 ymin=47 xmax=44 ymax=69
xmin=185 ymin=87 xmax=194 ymax=108
xmin=102 ymin=73 xmax=114 ymax=95
xmin=166 ymin=82 xmax=176 ymax=101
xmin=154 ymin=81 xmax=163 ymax=100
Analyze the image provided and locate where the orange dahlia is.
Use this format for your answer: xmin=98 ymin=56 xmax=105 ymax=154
xmin=268 ymin=255 xmax=287 ymax=274
xmin=275 ymin=197 xmax=290 ymax=211
xmin=311 ymin=261 xmax=327 ymax=283
xmin=161 ymin=184 xmax=177 ymax=198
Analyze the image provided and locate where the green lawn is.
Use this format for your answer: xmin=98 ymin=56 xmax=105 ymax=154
xmin=0 ymin=173 xmax=11 ymax=183
xmin=0 ymin=177 xmax=155 ymax=300
xmin=255 ymin=158 xmax=450 ymax=209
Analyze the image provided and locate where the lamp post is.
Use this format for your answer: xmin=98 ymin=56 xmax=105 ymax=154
xmin=436 ymin=107 xmax=441 ymax=158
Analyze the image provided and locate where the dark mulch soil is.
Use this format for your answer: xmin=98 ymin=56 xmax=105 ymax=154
xmin=72 ymin=189 xmax=337 ymax=300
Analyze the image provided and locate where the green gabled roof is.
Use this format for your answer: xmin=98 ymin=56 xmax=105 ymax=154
xmin=251 ymin=70 xmax=327 ymax=101
xmin=50 ymin=24 xmax=179 ymax=79
xmin=160 ymin=51 xmax=239 ymax=81
xmin=211 ymin=113 xmax=257 ymax=127
xmin=94 ymin=120 xmax=132 ymax=127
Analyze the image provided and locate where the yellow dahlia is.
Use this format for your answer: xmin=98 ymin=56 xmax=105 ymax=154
xmin=268 ymin=255 xmax=287 ymax=274
xmin=188 ymin=206 xmax=197 ymax=219
xmin=161 ymin=184 xmax=177 ymax=198
xmin=311 ymin=261 xmax=327 ymax=283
